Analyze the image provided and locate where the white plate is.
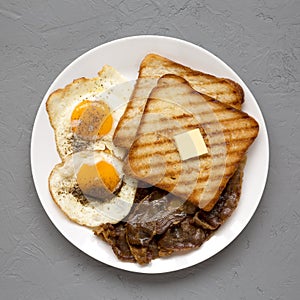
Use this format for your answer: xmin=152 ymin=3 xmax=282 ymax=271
xmin=31 ymin=35 xmax=269 ymax=274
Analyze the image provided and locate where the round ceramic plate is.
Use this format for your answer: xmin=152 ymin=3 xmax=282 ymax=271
xmin=31 ymin=35 xmax=269 ymax=274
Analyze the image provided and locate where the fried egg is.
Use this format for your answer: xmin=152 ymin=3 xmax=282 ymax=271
xmin=49 ymin=150 xmax=137 ymax=227
xmin=46 ymin=65 xmax=134 ymax=160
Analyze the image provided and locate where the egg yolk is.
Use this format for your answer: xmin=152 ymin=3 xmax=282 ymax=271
xmin=77 ymin=160 xmax=121 ymax=200
xmin=71 ymin=100 xmax=113 ymax=140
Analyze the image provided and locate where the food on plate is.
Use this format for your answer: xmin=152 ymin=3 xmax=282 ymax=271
xmin=124 ymin=75 xmax=259 ymax=211
xmin=46 ymin=65 xmax=133 ymax=160
xmin=48 ymin=150 xmax=137 ymax=227
xmin=46 ymin=52 xmax=259 ymax=265
xmin=113 ymin=53 xmax=244 ymax=149
xmin=94 ymin=54 xmax=258 ymax=264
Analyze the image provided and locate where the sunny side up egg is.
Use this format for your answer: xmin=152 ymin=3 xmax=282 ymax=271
xmin=49 ymin=150 xmax=138 ymax=227
xmin=46 ymin=65 xmax=134 ymax=160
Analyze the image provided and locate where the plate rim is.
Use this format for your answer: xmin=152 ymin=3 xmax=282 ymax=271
xmin=30 ymin=35 xmax=269 ymax=274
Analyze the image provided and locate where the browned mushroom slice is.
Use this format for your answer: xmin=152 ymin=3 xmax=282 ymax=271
xmin=126 ymin=239 xmax=159 ymax=265
xmin=158 ymin=217 xmax=208 ymax=255
xmin=126 ymin=193 xmax=186 ymax=247
xmin=94 ymin=223 xmax=136 ymax=263
xmin=193 ymin=211 xmax=220 ymax=230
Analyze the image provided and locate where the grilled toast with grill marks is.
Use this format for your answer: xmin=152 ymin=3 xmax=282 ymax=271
xmin=113 ymin=53 xmax=244 ymax=149
xmin=123 ymin=75 xmax=258 ymax=211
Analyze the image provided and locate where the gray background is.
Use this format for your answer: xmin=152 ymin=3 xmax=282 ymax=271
xmin=1 ymin=0 xmax=299 ymax=299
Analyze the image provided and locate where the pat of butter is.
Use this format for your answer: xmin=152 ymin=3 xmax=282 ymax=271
xmin=174 ymin=128 xmax=208 ymax=160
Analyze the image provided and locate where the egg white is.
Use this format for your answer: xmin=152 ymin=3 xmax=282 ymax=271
xmin=46 ymin=65 xmax=134 ymax=160
xmin=49 ymin=150 xmax=138 ymax=227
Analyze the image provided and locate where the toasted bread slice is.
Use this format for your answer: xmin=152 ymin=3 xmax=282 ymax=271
xmin=113 ymin=53 xmax=244 ymax=149
xmin=124 ymin=75 xmax=258 ymax=211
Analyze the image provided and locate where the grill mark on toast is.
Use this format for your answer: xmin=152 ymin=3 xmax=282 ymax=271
xmin=129 ymin=136 xmax=254 ymax=161
xmin=143 ymin=100 xmax=253 ymax=119
xmin=138 ymin=171 xmax=232 ymax=188
xmin=130 ymin=126 xmax=258 ymax=152
xmin=127 ymin=157 xmax=241 ymax=175
xmin=211 ymin=138 xmax=257 ymax=151
xmin=133 ymin=135 xmax=255 ymax=154
xmin=141 ymin=114 xmax=255 ymax=129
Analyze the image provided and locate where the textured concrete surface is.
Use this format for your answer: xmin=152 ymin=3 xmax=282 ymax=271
xmin=1 ymin=0 xmax=300 ymax=299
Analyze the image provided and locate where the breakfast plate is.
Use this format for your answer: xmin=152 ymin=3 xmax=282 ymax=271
xmin=31 ymin=35 xmax=269 ymax=274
